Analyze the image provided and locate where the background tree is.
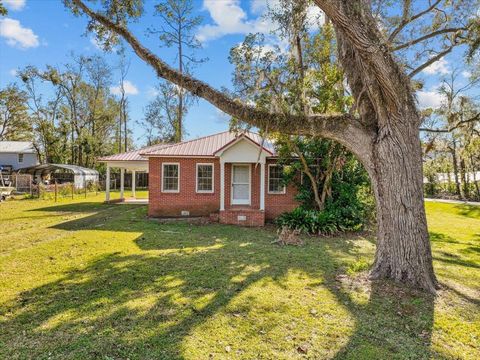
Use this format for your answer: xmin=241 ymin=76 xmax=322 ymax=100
xmin=16 ymin=54 xmax=121 ymax=167
xmin=229 ymin=13 xmax=350 ymax=211
xmin=421 ymin=70 xmax=480 ymax=200
xmin=115 ymin=49 xmax=131 ymax=153
xmin=66 ymin=0 xmax=480 ymax=293
xmin=148 ymin=0 xmax=205 ymax=142
xmin=0 ymin=84 xmax=32 ymax=141
xmin=0 ymin=1 xmax=7 ymax=16
xmin=138 ymin=82 xmax=181 ymax=145
xmin=19 ymin=66 xmax=64 ymax=163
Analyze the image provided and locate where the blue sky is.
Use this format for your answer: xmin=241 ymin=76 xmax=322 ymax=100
xmin=0 ymin=0 xmax=475 ymax=147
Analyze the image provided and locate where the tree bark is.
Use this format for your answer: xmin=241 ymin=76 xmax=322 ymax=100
xmin=322 ymin=0 xmax=438 ymax=292
xmin=368 ymin=116 xmax=437 ymax=293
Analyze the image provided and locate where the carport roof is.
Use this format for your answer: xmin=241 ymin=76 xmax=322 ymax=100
xmin=17 ymin=164 xmax=99 ymax=176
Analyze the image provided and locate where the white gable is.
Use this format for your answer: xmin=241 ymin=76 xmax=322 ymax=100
xmin=216 ymin=137 xmax=269 ymax=164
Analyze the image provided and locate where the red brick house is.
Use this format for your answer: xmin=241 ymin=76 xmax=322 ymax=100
xmin=99 ymin=131 xmax=299 ymax=226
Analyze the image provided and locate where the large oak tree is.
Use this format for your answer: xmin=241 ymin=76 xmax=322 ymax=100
xmin=65 ymin=0 xmax=480 ymax=293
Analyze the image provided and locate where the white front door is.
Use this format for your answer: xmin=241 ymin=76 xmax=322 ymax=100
xmin=231 ymin=164 xmax=250 ymax=205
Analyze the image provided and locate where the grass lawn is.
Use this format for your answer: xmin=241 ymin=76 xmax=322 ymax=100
xmin=0 ymin=195 xmax=478 ymax=359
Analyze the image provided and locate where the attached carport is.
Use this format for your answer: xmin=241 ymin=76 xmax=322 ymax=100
xmin=98 ymin=143 xmax=169 ymax=202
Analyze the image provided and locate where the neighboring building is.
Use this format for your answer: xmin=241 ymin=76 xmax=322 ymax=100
xmin=0 ymin=141 xmax=38 ymax=172
xmin=17 ymin=164 xmax=99 ymax=189
xmin=99 ymin=131 xmax=299 ymax=226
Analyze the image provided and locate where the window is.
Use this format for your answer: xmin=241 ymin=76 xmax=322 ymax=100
xmin=18 ymin=153 xmax=24 ymax=163
xmin=196 ymin=163 xmax=214 ymax=193
xmin=268 ymin=164 xmax=286 ymax=194
xmin=162 ymin=163 xmax=179 ymax=192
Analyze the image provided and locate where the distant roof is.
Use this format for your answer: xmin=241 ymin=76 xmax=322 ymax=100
xmin=0 ymin=141 xmax=36 ymax=154
xmin=141 ymin=131 xmax=276 ymax=157
xmin=17 ymin=163 xmax=99 ymax=176
xmin=97 ymin=142 xmax=171 ymax=162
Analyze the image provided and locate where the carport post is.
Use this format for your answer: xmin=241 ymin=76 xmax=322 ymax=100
xmin=106 ymin=165 xmax=111 ymax=202
xmin=132 ymin=170 xmax=136 ymax=198
xmin=120 ymin=168 xmax=125 ymax=200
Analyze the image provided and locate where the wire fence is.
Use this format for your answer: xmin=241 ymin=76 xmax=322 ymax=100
xmin=1 ymin=174 xmax=33 ymax=194
xmin=33 ymin=181 xmax=101 ymax=201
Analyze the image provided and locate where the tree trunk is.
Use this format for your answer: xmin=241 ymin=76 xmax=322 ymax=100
xmin=367 ymin=117 xmax=437 ymax=293
xmin=471 ymin=156 xmax=480 ymax=200
xmin=451 ymin=140 xmax=463 ymax=199
xmin=460 ymin=158 xmax=469 ymax=199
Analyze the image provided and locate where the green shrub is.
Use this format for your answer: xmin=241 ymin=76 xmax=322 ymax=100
xmin=275 ymin=206 xmax=361 ymax=235
xmin=276 ymin=181 xmax=374 ymax=235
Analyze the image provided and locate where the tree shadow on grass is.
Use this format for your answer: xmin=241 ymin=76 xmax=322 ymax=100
xmin=0 ymin=202 xmax=438 ymax=359
xmin=453 ymin=204 xmax=480 ymax=219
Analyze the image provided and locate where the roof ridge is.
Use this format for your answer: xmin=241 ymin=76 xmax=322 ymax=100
xmin=98 ymin=141 xmax=170 ymax=159
xmin=141 ymin=130 xmax=233 ymax=154
xmin=138 ymin=142 xmax=171 ymax=152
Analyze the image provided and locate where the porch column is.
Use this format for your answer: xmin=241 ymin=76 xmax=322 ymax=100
xmin=131 ymin=170 xmax=136 ymax=198
xmin=220 ymin=161 xmax=225 ymax=211
xmin=260 ymin=162 xmax=265 ymax=210
xmin=120 ymin=168 xmax=125 ymax=200
xmin=105 ymin=165 xmax=111 ymax=202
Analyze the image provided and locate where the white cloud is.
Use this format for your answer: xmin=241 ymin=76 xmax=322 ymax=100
xmin=422 ymin=58 xmax=450 ymax=75
xmin=197 ymin=0 xmax=255 ymax=42
xmin=0 ymin=18 xmax=39 ymax=49
xmin=110 ymin=80 xmax=139 ymax=96
xmin=3 ymin=0 xmax=26 ymax=11
xmin=9 ymin=69 xmax=17 ymax=76
xmin=462 ymin=70 xmax=472 ymax=78
xmin=197 ymin=0 xmax=323 ymax=43
xmin=417 ymin=89 xmax=446 ymax=109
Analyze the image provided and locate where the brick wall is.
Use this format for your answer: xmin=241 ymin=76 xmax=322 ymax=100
xmin=148 ymin=157 xmax=299 ymax=221
xmin=264 ymin=159 xmax=299 ymax=220
xmin=148 ymin=157 xmax=220 ymax=217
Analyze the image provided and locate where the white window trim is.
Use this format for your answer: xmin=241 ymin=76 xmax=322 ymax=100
xmin=268 ymin=164 xmax=286 ymax=194
xmin=161 ymin=162 xmax=180 ymax=193
xmin=196 ymin=163 xmax=215 ymax=193
xmin=231 ymin=163 xmax=251 ymax=205
xmin=18 ymin=153 xmax=24 ymax=163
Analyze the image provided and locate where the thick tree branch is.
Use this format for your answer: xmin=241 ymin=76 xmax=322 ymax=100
xmin=408 ymin=46 xmax=454 ymax=78
xmin=70 ymin=0 xmax=374 ymax=160
xmin=420 ymin=113 xmax=480 ymax=133
xmin=392 ymin=27 xmax=466 ymax=51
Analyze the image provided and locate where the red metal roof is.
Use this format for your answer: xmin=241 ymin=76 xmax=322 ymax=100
xmin=98 ymin=143 xmax=171 ymax=162
xmin=141 ymin=131 xmax=276 ymax=157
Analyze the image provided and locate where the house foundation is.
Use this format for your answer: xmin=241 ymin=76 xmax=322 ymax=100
xmin=219 ymin=208 xmax=265 ymax=227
